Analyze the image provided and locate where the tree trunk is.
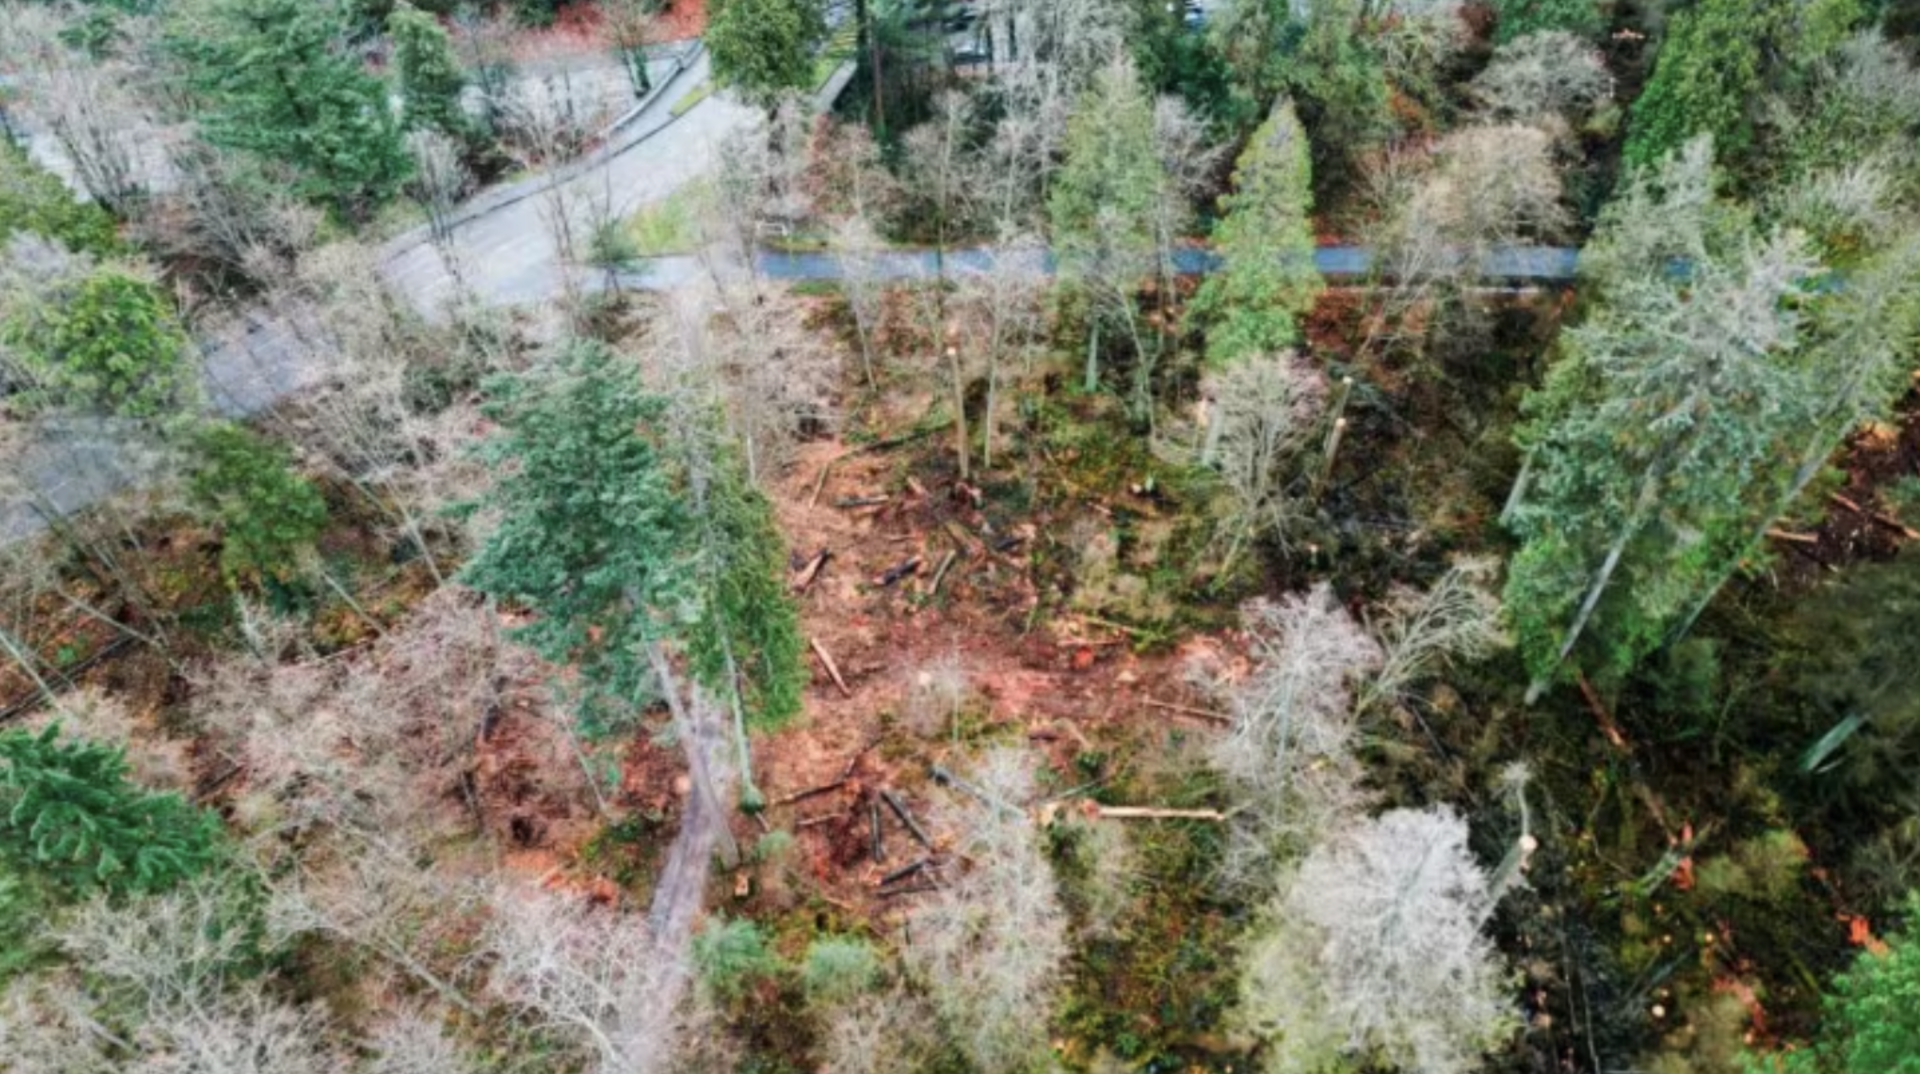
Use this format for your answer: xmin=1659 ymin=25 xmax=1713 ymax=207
xmin=1525 ymin=465 xmax=1663 ymax=704
xmin=647 ymin=640 xmax=741 ymax=869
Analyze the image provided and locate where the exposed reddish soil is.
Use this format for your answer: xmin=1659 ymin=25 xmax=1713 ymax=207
xmin=725 ymin=435 xmax=1233 ymax=916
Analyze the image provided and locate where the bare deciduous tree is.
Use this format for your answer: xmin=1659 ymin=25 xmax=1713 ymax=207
xmin=0 ymin=4 xmax=170 ymax=214
xmin=0 ymin=972 xmax=117 ymax=1074
xmin=362 ymin=1010 xmax=480 ymax=1074
xmin=816 ymin=986 xmax=942 ymax=1074
xmin=1237 ymin=807 xmax=1516 ymax=1074
xmin=952 ymin=229 xmax=1048 ymax=470
xmin=484 ymin=886 xmax=685 ymax=1074
xmin=1211 ymin=585 xmax=1383 ymax=884
xmin=266 ymin=830 xmax=484 ymax=1017
xmin=126 ymin=988 xmax=343 ymax=1074
xmin=1470 ymin=31 xmax=1612 ymax=125
xmin=54 ymin=875 xmax=256 ymax=1021
xmin=1358 ymin=556 xmax=1507 ymax=715
xmin=905 ymin=748 xmax=1068 ymax=1074
xmin=1201 ymin=352 xmax=1328 ymax=571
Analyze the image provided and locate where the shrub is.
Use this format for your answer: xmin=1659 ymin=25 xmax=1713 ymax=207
xmin=692 ymin=915 xmax=781 ymax=1000
xmin=802 ymin=937 xmax=881 ymax=1005
xmin=0 ymin=724 xmax=224 ymax=899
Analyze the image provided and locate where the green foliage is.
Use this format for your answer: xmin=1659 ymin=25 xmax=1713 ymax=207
xmin=0 ymin=868 xmax=55 ymax=979
xmin=693 ymin=914 xmax=781 ymax=999
xmin=1746 ymin=893 xmax=1920 ymax=1073
xmin=1190 ymin=98 xmax=1320 ymax=365
xmin=456 ymin=341 xmax=691 ymax=738
xmin=706 ymin=0 xmax=827 ymax=108
xmin=1206 ymin=0 xmax=1299 ymax=121
xmin=169 ymin=0 xmax=412 ymax=217
xmin=801 ymin=936 xmax=880 ymax=1004
xmin=0 ymin=142 xmax=122 ymax=256
xmin=187 ymin=422 xmax=329 ymax=587
xmin=1049 ymin=58 xmax=1162 ymax=390
xmin=1494 ymin=0 xmax=1602 ymax=44
xmin=1625 ymin=0 xmax=1865 ymax=171
xmin=1504 ymin=140 xmax=1823 ymax=692
xmin=0 ymin=724 xmax=223 ymax=899
xmin=682 ymin=452 xmax=805 ymax=733
xmin=1285 ymin=0 xmax=1391 ymax=188
xmin=388 ymin=1 xmax=469 ymax=135
xmin=2 ymin=267 xmax=194 ymax=420
xmin=1779 ymin=547 xmax=1920 ymax=786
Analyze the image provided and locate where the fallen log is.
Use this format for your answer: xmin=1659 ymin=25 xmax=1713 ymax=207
xmin=881 ymin=789 xmax=935 ymax=850
xmin=878 ymin=556 xmax=923 ymax=587
xmin=835 ymin=495 xmax=890 ymax=509
xmin=810 ymin=638 xmax=852 ymax=697
xmin=870 ymin=800 xmax=886 ymax=864
xmin=880 ymin=856 xmax=932 ymax=886
xmin=1094 ymin=805 xmax=1227 ymax=822
xmin=772 ymin=779 xmax=847 ymax=807
xmin=1766 ymin=529 xmax=1819 ymax=545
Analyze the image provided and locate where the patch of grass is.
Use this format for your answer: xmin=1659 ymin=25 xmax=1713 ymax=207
xmin=623 ymin=181 xmax=708 ymax=256
xmin=670 ymin=80 xmax=714 ymax=117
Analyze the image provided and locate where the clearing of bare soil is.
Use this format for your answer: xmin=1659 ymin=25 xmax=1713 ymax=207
xmin=725 ymin=430 xmax=1237 ymax=916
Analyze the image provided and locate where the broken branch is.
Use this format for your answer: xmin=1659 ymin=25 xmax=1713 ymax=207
xmin=810 ymin=638 xmax=852 ymax=697
xmin=878 ymin=556 xmax=923 ymax=587
xmin=929 ymin=549 xmax=959 ymax=595
xmin=1143 ymin=698 xmax=1232 ymax=724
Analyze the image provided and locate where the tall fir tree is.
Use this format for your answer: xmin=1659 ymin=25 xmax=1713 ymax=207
xmin=1191 ymin=97 xmax=1321 ymax=368
xmin=169 ymin=0 xmax=411 ymax=217
xmin=1503 ymin=139 xmax=1821 ymax=700
xmin=388 ymin=1 xmax=468 ymax=136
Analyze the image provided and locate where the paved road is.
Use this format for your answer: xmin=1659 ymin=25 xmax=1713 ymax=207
xmin=616 ymin=243 xmax=1583 ymax=291
xmin=2 ymin=46 xmax=759 ymax=541
xmin=382 ymin=46 xmax=758 ymax=312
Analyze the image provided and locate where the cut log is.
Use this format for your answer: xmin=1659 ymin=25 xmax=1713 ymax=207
xmin=1766 ymin=529 xmax=1819 ymax=545
xmin=881 ymin=789 xmax=935 ymax=850
xmin=880 ymin=857 xmax=931 ymax=886
xmin=810 ymin=638 xmax=852 ymax=697
xmin=1143 ymin=698 xmax=1232 ymax=724
xmin=1093 ymin=805 xmax=1227 ymax=822
xmin=791 ymin=548 xmax=831 ymax=593
xmin=878 ymin=556 xmax=923 ymax=587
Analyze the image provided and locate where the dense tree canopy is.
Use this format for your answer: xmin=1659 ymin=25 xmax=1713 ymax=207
xmin=706 ymin=0 xmax=827 ymax=109
xmin=168 ymin=0 xmax=411 ymax=216
xmin=1191 ymin=98 xmax=1320 ymax=366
